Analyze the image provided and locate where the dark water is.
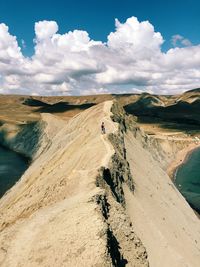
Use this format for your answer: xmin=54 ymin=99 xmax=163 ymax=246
xmin=174 ymin=148 xmax=200 ymax=213
xmin=0 ymin=145 xmax=29 ymax=198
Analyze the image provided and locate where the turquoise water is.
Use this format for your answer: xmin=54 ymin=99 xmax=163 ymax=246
xmin=174 ymin=148 xmax=200 ymax=213
xmin=0 ymin=145 xmax=29 ymax=198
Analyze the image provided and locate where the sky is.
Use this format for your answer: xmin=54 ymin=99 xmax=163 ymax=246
xmin=0 ymin=0 xmax=199 ymax=95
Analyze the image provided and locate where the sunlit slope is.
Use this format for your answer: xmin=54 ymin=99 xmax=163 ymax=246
xmin=0 ymin=101 xmax=115 ymax=266
xmin=124 ymin=130 xmax=200 ymax=267
xmin=0 ymin=101 xmax=148 ymax=267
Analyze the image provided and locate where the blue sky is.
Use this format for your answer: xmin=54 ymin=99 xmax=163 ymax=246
xmin=0 ymin=0 xmax=199 ymax=56
xmin=0 ymin=0 xmax=199 ymax=95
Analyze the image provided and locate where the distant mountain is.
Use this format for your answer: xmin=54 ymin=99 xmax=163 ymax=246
xmin=184 ymin=88 xmax=200 ymax=94
xmin=124 ymin=91 xmax=200 ymax=127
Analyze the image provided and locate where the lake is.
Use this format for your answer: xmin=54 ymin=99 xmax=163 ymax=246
xmin=174 ymin=148 xmax=200 ymax=213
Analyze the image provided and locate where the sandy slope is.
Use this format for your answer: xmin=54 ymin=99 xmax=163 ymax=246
xmin=0 ymin=101 xmax=118 ymax=266
xmin=0 ymin=101 xmax=149 ymax=267
xmin=124 ymin=130 xmax=200 ymax=267
xmin=1 ymin=99 xmax=200 ymax=267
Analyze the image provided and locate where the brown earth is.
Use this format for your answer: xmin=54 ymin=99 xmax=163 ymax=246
xmin=0 ymin=90 xmax=200 ymax=266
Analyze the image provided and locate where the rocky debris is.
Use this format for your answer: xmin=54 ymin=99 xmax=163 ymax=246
xmin=95 ymin=101 xmax=149 ymax=266
xmin=96 ymin=102 xmax=135 ymax=206
xmin=93 ymin=189 xmax=149 ymax=267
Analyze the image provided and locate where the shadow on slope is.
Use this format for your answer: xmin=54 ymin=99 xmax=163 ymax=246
xmin=0 ymin=122 xmax=41 ymax=198
xmin=0 ymin=122 xmax=42 ymax=158
xmin=35 ymin=102 xmax=96 ymax=113
xmin=0 ymin=145 xmax=29 ymax=198
xmin=184 ymin=88 xmax=200 ymax=94
xmin=125 ymin=98 xmax=200 ymax=132
xmin=23 ymin=98 xmax=50 ymax=107
xmin=23 ymin=98 xmax=96 ymax=113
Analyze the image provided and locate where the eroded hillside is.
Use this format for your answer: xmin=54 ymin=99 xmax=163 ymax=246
xmin=0 ymin=96 xmax=200 ymax=266
xmin=0 ymin=101 xmax=148 ymax=267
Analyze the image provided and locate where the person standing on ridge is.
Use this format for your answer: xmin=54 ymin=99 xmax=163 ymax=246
xmin=101 ymin=122 xmax=106 ymax=134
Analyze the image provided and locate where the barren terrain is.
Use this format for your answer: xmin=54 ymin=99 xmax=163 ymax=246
xmin=0 ymin=90 xmax=200 ymax=266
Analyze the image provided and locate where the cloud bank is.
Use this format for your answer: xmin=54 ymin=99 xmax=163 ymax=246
xmin=0 ymin=17 xmax=199 ymax=95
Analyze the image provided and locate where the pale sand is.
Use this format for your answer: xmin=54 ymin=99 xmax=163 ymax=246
xmin=124 ymin=130 xmax=200 ymax=267
xmin=167 ymin=142 xmax=200 ymax=179
xmin=0 ymin=101 xmax=118 ymax=267
xmin=0 ymin=101 xmax=148 ymax=267
xmin=1 ymin=100 xmax=200 ymax=267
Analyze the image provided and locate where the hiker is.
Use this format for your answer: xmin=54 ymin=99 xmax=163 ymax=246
xmin=101 ymin=122 xmax=106 ymax=134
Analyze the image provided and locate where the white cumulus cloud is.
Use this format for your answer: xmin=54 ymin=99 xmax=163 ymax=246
xmin=35 ymin=21 xmax=58 ymax=40
xmin=0 ymin=17 xmax=199 ymax=95
xmin=108 ymin=17 xmax=164 ymax=51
